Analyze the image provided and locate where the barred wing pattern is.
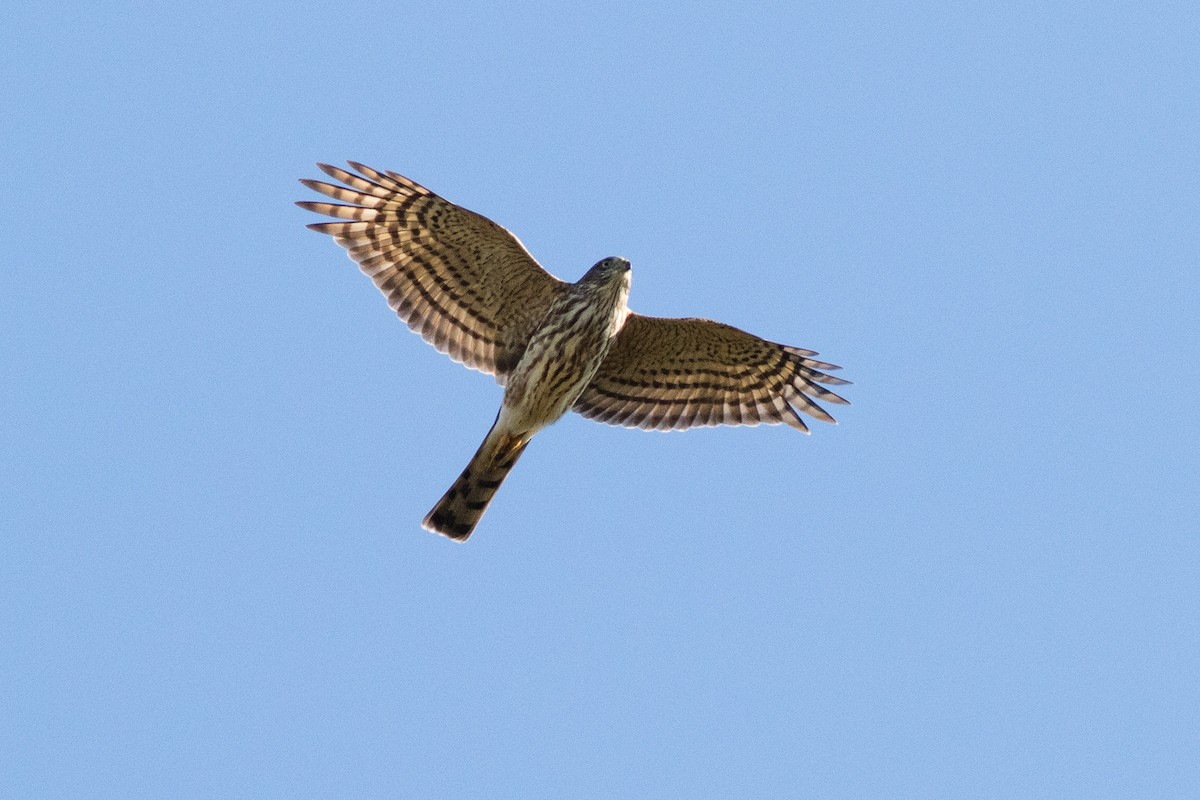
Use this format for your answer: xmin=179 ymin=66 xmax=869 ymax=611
xmin=574 ymin=314 xmax=851 ymax=432
xmin=298 ymin=163 xmax=566 ymax=380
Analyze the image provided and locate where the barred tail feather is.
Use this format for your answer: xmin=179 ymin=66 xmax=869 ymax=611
xmin=422 ymin=424 xmax=530 ymax=541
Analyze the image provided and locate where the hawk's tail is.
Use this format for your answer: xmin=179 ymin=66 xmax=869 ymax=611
xmin=422 ymin=423 xmax=530 ymax=541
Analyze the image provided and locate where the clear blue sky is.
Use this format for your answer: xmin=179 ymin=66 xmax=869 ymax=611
xmin=3 ymin=2 xmax=1198 ymax=797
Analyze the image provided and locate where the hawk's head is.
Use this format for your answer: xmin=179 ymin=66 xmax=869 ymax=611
xmin=582 ymin=256 xmax=632 ymax=284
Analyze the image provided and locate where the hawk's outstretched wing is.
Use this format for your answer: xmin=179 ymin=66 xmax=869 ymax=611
xmin=298 ymin=162 xmax=566 ymax=380
xmin=574 ymin=314 xmax=850 ymax=432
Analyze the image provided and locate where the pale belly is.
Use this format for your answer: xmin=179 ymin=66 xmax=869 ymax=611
xmin=498 ymin=298 xmax=629 ymax=436
xmin=499 ymin=332 xmax=613 ymax=436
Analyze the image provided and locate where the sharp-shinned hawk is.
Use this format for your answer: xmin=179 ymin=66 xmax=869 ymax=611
xmin=298 ymin=162 xmax=850 ymax=540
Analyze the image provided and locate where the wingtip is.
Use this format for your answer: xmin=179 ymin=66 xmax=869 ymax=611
xmin=316 ymin=162 xmax=350 ymax=181
xmin=295 ymin=200 xmax=326 ymax=222
xmin=782 ymin=404 xmax=811 ymax=433
xmin=820 ymin=389 xmax=851 ymax=406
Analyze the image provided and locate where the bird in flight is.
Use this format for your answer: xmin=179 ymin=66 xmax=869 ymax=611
xmin=298 ymin=163 xmax=850 ymax=540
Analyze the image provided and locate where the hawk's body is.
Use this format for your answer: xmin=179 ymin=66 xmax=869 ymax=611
xmin=424 ymin=258 xmax=632 ymax=538
xmin=299 ymin=162 xmax=849 ymax=540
